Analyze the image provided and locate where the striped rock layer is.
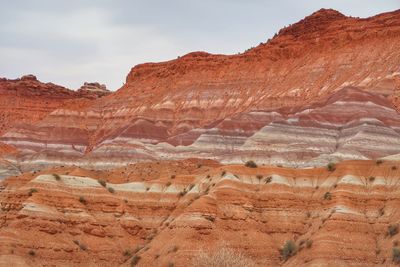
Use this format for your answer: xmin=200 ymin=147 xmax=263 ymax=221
xmin=1 ymin=9 xmax=400 ymax=177
xmin=1 ymin=159 xmax=400 ymax=266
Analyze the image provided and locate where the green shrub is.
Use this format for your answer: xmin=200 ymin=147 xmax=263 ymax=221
xmin=28 ymin=188 xmax=38 ymax=196
xmin=245 ymin=160 xmax=257 ymax=168
xmin=327 ymin=162 xmax=336 ymax=172
xmin=393 ymin=247 xmax=400 ymax=263
xmin=108 ymin=187 xmax=115 ymax=193
xmin=388 ymin=224 xmax=399 ymax=237
xmin=98 ymin=179 xmax=107 ymax=187
xmin=280 ymin=240 xmax=297 ymax=261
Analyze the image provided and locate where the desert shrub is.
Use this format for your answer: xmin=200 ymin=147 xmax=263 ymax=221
xmin=108 ymin=187 xmax=115 ymax=193
xmin=376 ymin=159 xmax=383 ymax=165
xmin=79 ymin=196 xmax=87 ymax=204
xmin=204 ymin=215 xmax=215 ymax=222
xmin=388 ymin=224 xmax=399 ymax=237
xmin=265 ymin=176 xmax=272 ymax=183
xmin=123 ymin=249 xmax=132 ymax=257
xmin=192 ymin=247 xmax=256 ymax=267
xmin=393 ymin=247 xmax=400 ymax=263
xmin=53 ymin=174 xmax=61 ymax=181
xmin=79 ymin=243 xmax=87 ymax=251
xmin=178 ymin=190 xmax=187 ymax=197
xmin=379 ymin=208 xmax=385 ymax=216
xmin=169 ymin=245 xmax=178 ymax=253
xmin=256 ymin=174 xmax=263 ymax=180
xmin=28 ymin=188 xmax=38 ymax=196
xmin=392 ymin=166 xmax=398 ymax=170
xmin=167 ymin=263 xmax=174 ymax=267
xmin=171 ymin=175 xmax=176 ymax=179
xmin=221 ymin=171 xmax=226 ymax=177
xmin=131 ymin=255 xmax=141 ymax=266
xmin=98 ymin=179 xmax=106 ymax=187
xmin=369 ymin=176 xmax=375 ymax=182
xmin=166 ymin=181 xmax=171 ymax=187
xmin=327 ymin=162 xmax=336 ymax=172
xmin=280 ymin=240 xmax=297 ymax=261
xmin=245 ymin=160 xmax=257 ymax=168
xmin=28 ymin=250 xmax=36 ymax=256
xmin=306 ymin=239 xmax=313 ymax=248
xmin=323 ymin=192 xmax=332 ymax=200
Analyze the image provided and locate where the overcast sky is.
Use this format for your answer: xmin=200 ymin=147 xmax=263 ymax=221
xmin=0 ymin=1 xmax=398 ymax=90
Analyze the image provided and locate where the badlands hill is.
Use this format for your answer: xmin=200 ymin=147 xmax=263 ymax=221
xmin=1 ymin=8 xmax=400 ymax=267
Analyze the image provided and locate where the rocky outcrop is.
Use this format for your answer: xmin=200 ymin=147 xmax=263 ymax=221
xmin=1 ymin=159 xmax=400 ymax=266
xmin=77 ymin=82 xmax=110 ymax=97
xmin=0 ymin=75 xmax=108 ymax=135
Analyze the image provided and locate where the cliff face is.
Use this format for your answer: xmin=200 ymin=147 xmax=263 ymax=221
xmin=1 ymin=8 xmax=400 ymax=267
xmin=1 ymin=159 xmax=400 ymax=266
xmin=1 ymin=9 xmax=400 ymax=175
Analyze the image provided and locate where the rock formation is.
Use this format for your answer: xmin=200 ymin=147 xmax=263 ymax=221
xmin=1 ymin=8 xmax=400 ymax=266
xmin=77 ymin=82 xmax=110 ymax=97
xmin=1 ymin=159 xmax=400 ymax=266
xmin=1 ymin=9 xmax=400 ymax=175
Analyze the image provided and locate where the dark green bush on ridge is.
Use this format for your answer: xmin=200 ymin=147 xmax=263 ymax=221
xmin=245 ymin=160 xmax=257 ymax=168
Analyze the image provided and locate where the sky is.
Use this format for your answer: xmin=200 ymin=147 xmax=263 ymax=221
xmin=0 ymin=1 xmax=399 ymax=90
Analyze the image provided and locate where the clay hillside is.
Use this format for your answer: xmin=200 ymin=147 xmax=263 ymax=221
xmin=1 ymin=8 xmax=400 ymax=267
